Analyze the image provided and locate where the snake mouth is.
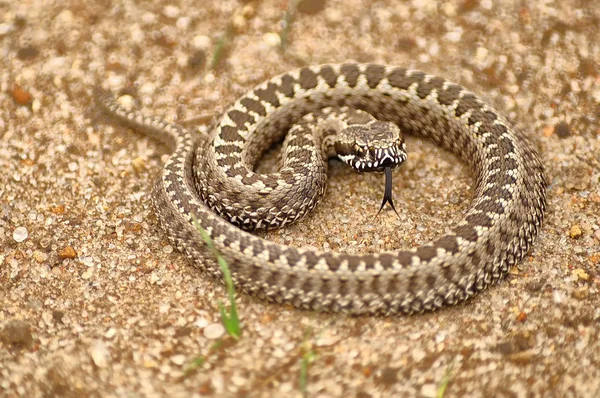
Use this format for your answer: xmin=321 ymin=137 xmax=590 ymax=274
xmin=376 ymin=166 xmax=400 ymax=218
xmin=346 ymin=148 xmax=407 ymax=173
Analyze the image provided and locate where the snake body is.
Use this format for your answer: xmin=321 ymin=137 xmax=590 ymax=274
xmin=98 ymin=63 xmax=546 ymax=315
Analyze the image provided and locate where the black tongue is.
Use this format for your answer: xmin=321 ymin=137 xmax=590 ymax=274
xmin=376 ymin=167 xmax=400 ymax=218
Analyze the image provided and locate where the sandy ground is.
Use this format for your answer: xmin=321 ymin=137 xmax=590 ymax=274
xmin=1 ymin=0 xmax=600 ymax=397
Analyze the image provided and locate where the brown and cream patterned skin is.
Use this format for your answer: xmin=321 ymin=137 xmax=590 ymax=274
xmin=97 ymin=63 xmax=547 ymax=315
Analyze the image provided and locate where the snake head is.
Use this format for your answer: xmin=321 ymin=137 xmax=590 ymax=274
xmin=336 ymin=121 xmax=407 ymax=173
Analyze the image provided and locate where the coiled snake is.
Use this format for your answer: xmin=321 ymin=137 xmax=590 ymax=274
xmin=97 ymin=63 xmax=546 ymax=315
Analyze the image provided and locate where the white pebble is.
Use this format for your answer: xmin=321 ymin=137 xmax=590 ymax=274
xmin=107 ymin=74 xmax=126 ymax=89
xmin=56 ymin=10 xmax=74 ymax=25
xmin=170 ymin=354 xmax=186 ymax=365
xmin=263 ymin=32 xmax=281 ymax=48
xmin=13 ymin=227 xmax=28 ymax=243
xmin=42 ymin=57 xmax=67 ymax=75
xmin=203 ymin=323 xmax=225 ymax=340
xmin=81 ymin=269 xmax=94 ymax=280
xmin=130 ymin=24 xmax=144 ymax=44
xmin=553 ymin=290 xmax=566 ymax=304
xmin=411 ymin=347 xmax=426 ymax=362
xmin=163 ymin=5 xmax=180 ymax=19
xmin=420 ymin=383 xmax=437 ymax=398
xmin=481 ymin=0 xmax=493 ymax=10
xmin=194 ymin=317 xmax=209 ymax=328
xmin=90 ymin=340 xmax=110 ymax=368
xmin=445 ymin=30 xmax=463 ymax=43
xmin=116 ymin=94 xmax=134 ymax=109
xmin=192 ymin=35 xmax=211 ymax=50
xmin=475 ymin=47 xmax=489 ymax=62
xmin=105 ymin=328 xmax=117 ymax=339
xmin=139 ymin=82 xmax=155 ymax=95
xmin=141 ymin=12 xmax=157 ymax=24
xmin=0 ymin=23 xmax=12 ymax=36
xmin=176 ymin=16 xmax=191 ymax=30
xmin=592 ymin=88 xmax=600 ymax=103
xmin=325 ymin=9 xmax=343 ymax=24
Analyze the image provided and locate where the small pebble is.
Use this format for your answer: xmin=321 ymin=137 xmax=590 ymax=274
xmin=12 ymin=86 xmax=33 ymax=106
xmin=170 ymin=354 xmax=186 ymax=365
xmin=568 ymin=225 xmax=583 ymax=239
xmin=56 ymin=10 xmax=73 ymax=25
xmin=132 ymin=157 xmax=147 ymax=173
xmin=263 ymin=32 xmax=281 ymax=48
xmin=188 ymin=50 xmax=206 ymax=70
xmin=17 ymin=46 xmax=39 ymax=60
xmin=42 ymin=56 xmax=67 ymax=75
xmin=379 ymin=367 xmax=398 ymax=386
xmin=163 ymin=5 xmax=180 ymax=18
xmin=0 ymin=23 xmax=12 ymax=36
xmin=33 ymin=251 xmax=48 ymax=263
xmin=553 ymin=290 xmax=566 ymax=304
xmin=141 ymin=11 xmax=157 ymax=24
xmin=194 ymin=317 xmax=209 ymax=328
xmin=192 ymin=35 xmax=211 ymax=50
xmin=176 ymin=17 xmax=190 ymax=30
xmin=325 ymin=8 xmax=343 ymax=24
xmin=13 ymin=226 xmax=28 ymax=243
xmin=445 ymin=30 xmax=463 ymax=42
xmin=241 ymin=4 xmax=255 ymax=19
xmin=90 ymin=340 xmax=110 ymax=368
xmin=554 ymin=121 xmax=571 ymax=138
xmin=58 ymin=246 xmax=77 ymax=259
xmin=203 ymin=323 xmax=225 ymax=340
xmin=572 ymin=268 xmax=589 ymax=281
xmin=232 ymin=14 xmax=247 ymax=32
xmin=420 ymin=383 xmax=437 ymax=398
xmin=565 ymin=166 xmax=591 ymax=191
xmin=52 ymin=310 xmax=65 ymax=323
xmin=81 ymin=269 xmax=94 ymax=280
xmin=298 ymin=0 xmax=326 ymax=15
xmin=1 ymin=320 xmax=33 ymax=346
xmin=475 ymin=47 xmax=489 ymax=63
xmin=411 ymin=347 xmax=426 ymax=362
xmin=572 ymin=286 xmax=589 ymax=300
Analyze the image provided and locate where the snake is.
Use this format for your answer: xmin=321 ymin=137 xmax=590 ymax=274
xmin=96 ymin=63 xmax=547 ymax=315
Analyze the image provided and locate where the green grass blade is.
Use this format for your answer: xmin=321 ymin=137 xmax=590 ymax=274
xmin=193 ymin=217 xmax=241 ymax=339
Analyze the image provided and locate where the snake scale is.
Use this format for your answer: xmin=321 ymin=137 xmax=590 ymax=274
xmin=97 ymin=63 xmax=547 ymax=315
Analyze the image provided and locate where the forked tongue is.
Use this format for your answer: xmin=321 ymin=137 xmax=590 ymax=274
xmin=376 ymin=167 xmax=400 ymax=218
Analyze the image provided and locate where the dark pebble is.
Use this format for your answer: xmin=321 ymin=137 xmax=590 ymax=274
xmin=1 ymin=319 xmax=33 ymax=346
xmin=396 ymin=37 xmax=417 ymax=51
xmin=188 ymin=49 xmax=207 ymax=70
xmin=175 ymin=326 xmax=192 ymax=337
xmin=17 ymin=46 xmax=39 ymax=60
xmin=378 ymin=367 xmax=399 ymax=386
xmin=298 ymin=0 xmax=326 ymax=15
xmin=554 ymin=121 xmax=570 ymax=138
xmin=496 ymin=341 xmax=517 ymax=355
xmin=52 ymin=310 xmax=65 ymax=323
xmin=526 ymin=280 xmax=546 ymax=292
xmin=579 ymin=58 xmax=598 ymax=77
